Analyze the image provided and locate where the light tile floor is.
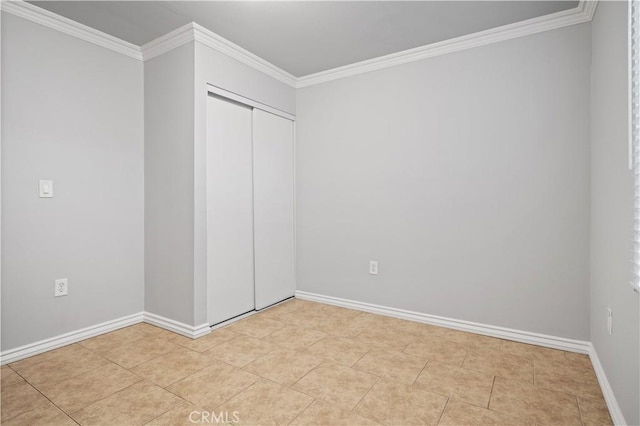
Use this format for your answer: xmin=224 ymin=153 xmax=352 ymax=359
xmin=0 ymin=299 xmax=613 ymax=425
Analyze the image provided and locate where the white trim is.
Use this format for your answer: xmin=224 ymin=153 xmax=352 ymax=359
xmin=140 ymin=22 xmax=297 ymax=89
xmin=0 ymin=0 xmax=143 ymax=61
xmin=589 ymin=345 xmax=628 ymax=425
xmin=3 ymin=0 xmax=599 ymax=90
xmin=140 ymin=22 xmax=194 ymax=62
xmin=0 ymin=311 xmax=214 ymax=365
xmin=193 ymin=23 xmax=297 ymax=88
xmin=0 ymin=312 xmax=144 ymax=365
xmin=143 ymin=312 xmax=211 ymax=339
xmin=296 ymin=0 xmax=598 ymax=88
xmin=207 ymin=84 xmax=296 ymax=121
xmin=295 ymin=291 xmax=591 ymax=353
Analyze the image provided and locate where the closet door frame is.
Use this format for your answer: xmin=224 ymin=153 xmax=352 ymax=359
xmin=207 ymin=84 xmax=295 ymax=121
xmin=206 ymin=84 xmax=296 ymax=314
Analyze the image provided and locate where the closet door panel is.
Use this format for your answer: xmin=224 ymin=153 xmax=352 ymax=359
xmin=207 ymin=95 xmax=255 ymax=325
xmin=253 ymin=109 xmax=295 ymax=309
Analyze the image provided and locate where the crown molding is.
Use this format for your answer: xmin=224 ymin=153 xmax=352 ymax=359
xmin=140 ymin=22 xmax=297 ymax=88
xmin=0 ymin=0 xmax=143 ymax=61
xmin=296 ymin=0 xmax=598 ymax=88
xmin=3 ymin=0 xmax=598 ymax=90
xmin=140 ymin=22 xmax=195 ymax=62
xmin=192 ymin=23 xmax=298 ymax=88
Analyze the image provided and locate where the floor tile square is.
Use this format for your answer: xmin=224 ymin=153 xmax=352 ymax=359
xmin=290 ymin=400 xmax=381 ymax=425
xmin=444 ymin=329 xmax=502 ymax=353
xmin=145 ymin=402 xmax=204 ymax=426
xmin=577 ymin=395 xmax=614 ymax=425
xmin=171 ymin=328 xmax=238 ymax=352
xmin=101 ymin=336 xmax=178 ymax=368
xmin=265 ymin=325 xmax=327 ymax=351
xmin=356 ymin=327 xmax=412 ymax=351
xmin=354 ymin=379 xmax=447 ymax=425
xmin=1 ymin=366 xmax=24 ymax=388
xmin=534 ymin=358 xmax=602 ymax=399
xmin=292 ymin=362 xmax=378 ymax=410
xmin=9 ymin=344 xmax=81 ymax=371
xmin=70 ymin=381 xmax=183 ymax=425
xmin=271 ymin=306 xmax=328 ymax=328
xmin=439 ymin=399 xmax=529 ymax=425
xmin=9 ymin=344 xmax=109 ymax=386
xmin=463 ymin=350 xmax=533 ymax=383
xmin=131 ymin=348 xmax=214 ymax=387
xmin=226 ymin=316 xmax=286 ymax=338
xmin=414 ymin=361 xmax=494 ymax=407
xmin=319 ymin=304 xmax=363 ymax=321
xmin=217 ymin=379 xmax=313 ymax=425
xmin=489 ymin=376 xmax=582 ymax=425
xmin=37 ymin=362 xmax=143 ymax=413
xmin=304 ymin=337 xmax=371 ymax=366
xmin=167 ymin=360 xmax=259 ymax=405
xmin=78 ymin=326 xmax=148 ymax=352
xmin=500 ymin=340 xmax=567 ymax=367
xmin=205 ymin=335 xmax=276 ymax=367
xmin=353 ymin=349 xmax=427 ymax=384
xmin=129 ymin=323 xmax=181 ymax=340
xmin=314 ymin=316 xmax=370 ymax=338
xmin=404 ymin=338 xmax=468 ymax=367
xmin=244 ymin=348 xmax=322 ymax=386
xmin=391 ymin=320 xmax=447 ymax=341
xmin=1 ymin=403 xmax=77 ymax=426
xmin=1 ymin=381 xmax=52 ymax=422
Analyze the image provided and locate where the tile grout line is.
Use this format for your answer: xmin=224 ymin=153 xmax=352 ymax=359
xmin=487 ymin=375 xmax=497 ymax=410
xmin=349 ymin=375 xmax=381 ymax=417
xmin=211 ymin=378 xmax=266 ymax=412
xmin=411 ymin=358 xmax=430 ymax=386
xmin=138 ymin=397 xmax=188 ymax=425
xmin=64 ymin=373 xmax=150 ymax=420
xmin=284 ymin=398 xmax=316 ymax=426
xmin=435 ymin=397 xmax=450 ymax=425
xmin=575 ymin=395 xmax=586 ymax=425
xmin=1 ymin=368 xmax=81 ymax=425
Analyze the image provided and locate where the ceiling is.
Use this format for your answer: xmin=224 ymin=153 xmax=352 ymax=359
xmin=30 ymin=1 xmax=579 ymax=77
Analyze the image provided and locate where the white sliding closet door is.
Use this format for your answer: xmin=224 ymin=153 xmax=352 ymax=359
xmin=253 ymin=109 xmax=295 ymax=309
xmin=207 ymin=95 xmax=255 ymax=325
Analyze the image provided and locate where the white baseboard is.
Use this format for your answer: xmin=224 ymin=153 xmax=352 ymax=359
xmin=0 ymin=311 xmax=212 ymax=365
xmin=295 ymin=291 xmax=591 ymax=353
xmin=589 ymin=345 xmax=627 ymax=426
xmin=143 ymin=311 xmax=211 ymax=339
xmin=0 ymin=312 xmax=144 ymax=365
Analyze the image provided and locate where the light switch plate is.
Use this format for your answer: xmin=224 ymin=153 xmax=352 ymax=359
xmin=39 ymin=180 xmax=53 ymax=198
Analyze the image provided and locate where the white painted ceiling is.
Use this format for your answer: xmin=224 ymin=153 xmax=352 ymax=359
xmin=30 ymin=1 xmax=578 ymax=77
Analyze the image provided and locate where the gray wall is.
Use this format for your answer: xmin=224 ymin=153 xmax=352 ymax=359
xmin=296 ymin=23 xmax=592 ymax=340
xmin=144 ymin=42 xmax=195 ymax=326
xmin=1 ymin=13 xmax=144 ymax=350
xmin=590 ymin=2 xmax=640 ymax=424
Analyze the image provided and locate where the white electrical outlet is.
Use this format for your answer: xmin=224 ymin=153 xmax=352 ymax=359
xmin=54 ymin=278 xmax=68 ymax=297
xmin=607 ymin=307 xmax=613 ymax=335
xmin=369 ymin=261 xmax=378 ymax=275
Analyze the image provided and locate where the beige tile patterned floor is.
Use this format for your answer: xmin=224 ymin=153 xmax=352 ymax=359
xmin=0 ymin=298 xmax=613 ymax=425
